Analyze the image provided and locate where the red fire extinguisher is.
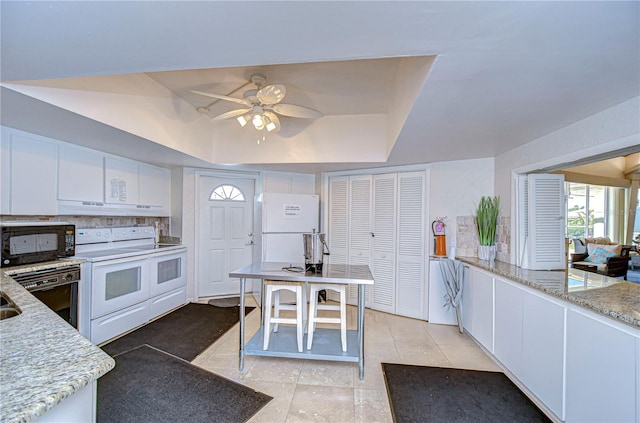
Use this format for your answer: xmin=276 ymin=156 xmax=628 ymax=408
xmin=432 ymin=218 xmax=447 ymax=257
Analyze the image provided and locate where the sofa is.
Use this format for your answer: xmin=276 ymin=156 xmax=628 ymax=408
xmin=570 ymin=238 xmax=631 ymax=279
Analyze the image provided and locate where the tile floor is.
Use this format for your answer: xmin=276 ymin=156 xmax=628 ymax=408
xmin=191 ymin=297 xmax=500 ymax=422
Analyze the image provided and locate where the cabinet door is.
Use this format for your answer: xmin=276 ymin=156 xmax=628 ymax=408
xmin=138 ymin=163 xmax=170 ymax=207
xmin=521 ymin=292 xmax=565 ymax=419
xmin=371 ymin=173 xmax=396 ymax=314
xmin=348 ymin=175 xmax=372 ymax=304
xmin=463 ymin=267 xmax=494 ymax=352
xmin=327 ymin=176 xmax=349 ymax=266
xmin=58 ymin=143 xmax=104 ymax=202
xmin=10 ymin=132 xmax=58 ymax=215
xmin=104 ymin=157 xmax=138 ymax=204
xmin=565 ymin=309 xmax=638 ymax=423
xmin=494 ymin=278 xmax=524 ymax=377
xmin=396 ymin=171 xmax=426 ymax=319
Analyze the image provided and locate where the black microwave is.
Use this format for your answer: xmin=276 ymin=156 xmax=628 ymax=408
xmin=1 ymin=223 xmax=75 ymax=267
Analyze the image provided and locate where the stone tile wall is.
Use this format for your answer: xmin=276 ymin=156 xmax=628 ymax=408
xmin=0 ymin=215 xmax=172 ymax=238
xmin=455 ymin=215 xmax=511 ymax=262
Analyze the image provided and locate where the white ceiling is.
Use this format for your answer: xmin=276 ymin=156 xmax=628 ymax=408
xmin=1 ymin=1 xmax=638 ymax=173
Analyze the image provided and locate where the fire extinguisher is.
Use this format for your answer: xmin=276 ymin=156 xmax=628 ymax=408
xmin=432 ymin=218 xmax=447 ymax=257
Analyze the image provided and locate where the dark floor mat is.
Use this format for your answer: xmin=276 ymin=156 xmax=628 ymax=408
xmin=97 ymin=345 xmax=271 ymax=423
xmin=101 ymin=302 xmax=254 ymax=361
xmin=382 ymin=363 xmax=551 ymax=423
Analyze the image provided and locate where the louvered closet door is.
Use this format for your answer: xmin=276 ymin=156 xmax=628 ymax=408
xmin=370 ymin=174 xmax=397 ymax=313
xmin=348 ymin=175 xmax=373 ymax=304
xmin=527 ymin=174 xmax=566 ymax=270
xmin=396 ymin=171 xmax=426 ymax=319
xmin=328 ymin=176 xmax=349 ymax=266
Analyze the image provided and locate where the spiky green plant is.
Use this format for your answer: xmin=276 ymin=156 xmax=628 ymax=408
xmin=475 ymin=196 xmax=500 ymax=246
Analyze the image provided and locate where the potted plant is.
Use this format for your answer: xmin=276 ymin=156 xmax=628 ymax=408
xmin=475 ymin=196 xmax=500 ymax=261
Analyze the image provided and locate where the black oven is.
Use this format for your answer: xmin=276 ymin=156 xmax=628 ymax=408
xmin=1 ymin=223 xmax=75 ymax=267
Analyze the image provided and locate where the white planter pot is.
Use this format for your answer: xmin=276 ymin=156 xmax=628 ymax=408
xmin=478 ymin=245 xmax=497 ymax=261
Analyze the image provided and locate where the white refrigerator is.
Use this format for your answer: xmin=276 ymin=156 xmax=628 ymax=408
xmin=254 ymin=193 xmax=319 ymax=304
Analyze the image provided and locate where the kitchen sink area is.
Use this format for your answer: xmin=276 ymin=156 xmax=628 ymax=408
xmin=0 ymin=291 xmax=21 ymax=320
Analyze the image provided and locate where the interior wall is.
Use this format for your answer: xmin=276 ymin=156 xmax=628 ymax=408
xmin=429 ymin=158 xmax=494 ymax=256
xmin=494 ymin=96 xmax=640 ymax=263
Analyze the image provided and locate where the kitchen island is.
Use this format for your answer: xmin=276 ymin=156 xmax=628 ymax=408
xmin=229 ymin=262 xmax=374 ymax=380
xmin=1 ymin=260 xmax=114 ymax=423
xmin=456 ymin=257 xmax=639 ymax=422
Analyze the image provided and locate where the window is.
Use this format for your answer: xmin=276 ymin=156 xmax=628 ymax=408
xmin=209 ymin=184 xmax=246 ymax=201
xmin=566 ymin=183 xmax=607 ymax=239
xmin=566 ymin=182 xmax=628 ymax=249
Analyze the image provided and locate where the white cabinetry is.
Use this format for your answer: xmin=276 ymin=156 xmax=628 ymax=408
xmin=462 ymin=266 xmax=494 ymax=352
xmin=58 ymin=143 xmax=104 ymax=202
xmin=4 ymin=130 xmax=58 ymax=215
xmin=139 ymin=163 xmax=170 ymax=208
xmin=465 ymin=263 xmax=640 ymax=422
xmin=1 ymin=135 xmax=10 ymax=214
xmin=263 ymin=171 xmax=315 ymax=195
xmin=494 ymin=277 xmax=564 ymax=418
xmin=104 ymin=157 xmax=139 ymax=205
xmin=565 ymin=309 xmax=638 ymax=423
xmin=104 ymin=157 xmax=170 ymax=213
xmin=327 ymin=171 xmax=426 ymax=318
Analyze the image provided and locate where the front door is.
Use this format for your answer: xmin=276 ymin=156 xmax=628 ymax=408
xmin=198 ymin=176 xmax=255 ymax=297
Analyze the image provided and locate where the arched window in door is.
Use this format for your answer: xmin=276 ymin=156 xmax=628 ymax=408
xmin=209 ymin=184 xmax=246 ymax=202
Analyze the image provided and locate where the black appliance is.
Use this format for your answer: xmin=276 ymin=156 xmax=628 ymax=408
xmin=12 ymin=265 xmax=81 ymax=328
xmin=1 ymin=223 xmax=75 ymax=267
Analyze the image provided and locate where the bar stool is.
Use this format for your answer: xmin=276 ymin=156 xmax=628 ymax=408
xmin=307 ymin=283 xmax=347 ymax=352
xmin=263 ymin=280 xmax=307 ymax=352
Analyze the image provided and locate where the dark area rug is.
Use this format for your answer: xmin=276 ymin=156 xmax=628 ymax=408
xmin=98 ymin=345 xmax=272 ymax=423
xmin=382 ymin=363 xmax=551 ymax=423
xmin=101 ymin=302 xmax=254 ymax=361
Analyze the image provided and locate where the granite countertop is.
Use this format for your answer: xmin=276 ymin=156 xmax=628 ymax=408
xmin=457 ymin=257 xmax=640 ymax=329
xmin=0 ymin=260 xmax=115 ymax=423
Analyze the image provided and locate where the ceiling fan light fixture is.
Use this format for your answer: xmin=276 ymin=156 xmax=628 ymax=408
xmin=237 ymin=114 xmax=249 ymax=127
xmin=265 ymin=116 xmax=277 ymax=132
xmin=252 ymin=114 xmax=265 ymax=130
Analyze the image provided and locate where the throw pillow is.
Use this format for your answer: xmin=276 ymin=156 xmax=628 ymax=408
xmin=584 ymin=247 xmax=617 ymax=264
xmin=586 ymin=243 xmax=621 ymax=256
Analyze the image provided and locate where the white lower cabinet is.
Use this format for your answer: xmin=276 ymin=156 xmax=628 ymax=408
xmin=494 ymin=279 xmax=524 ymax=377
xmin=565 ymin=309 xmax=638 ymax=423
xmin=521 ymin=289 xmax=565 ymax=419
xmin=462 ymin=266 xmax=494 ymax=353
xmin=466 ymin=264 xmax=640 ymax=423
xmin=36 ymin=381 xmax=96 ymax=422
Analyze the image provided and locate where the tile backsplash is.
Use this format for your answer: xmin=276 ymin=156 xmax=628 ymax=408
xmin=455 ymin=215 xmax=510 ymax=262
xmin=1 ymin=215 xmax=171 ymax=238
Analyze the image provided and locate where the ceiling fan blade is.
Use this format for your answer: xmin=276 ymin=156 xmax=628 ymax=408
xmin=272 ymin=103 xmax=323 ymax=119
xmin=210 ymin=108 xmax=252 ymax=122
xmin=257 ymin=84 xmax=286 ymax=105
xmin=191 ymin=90 xmax=250 ymax=106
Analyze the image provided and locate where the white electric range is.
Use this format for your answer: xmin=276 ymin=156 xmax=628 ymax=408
xmin=74 ymin=226 xmax=187 ymax=344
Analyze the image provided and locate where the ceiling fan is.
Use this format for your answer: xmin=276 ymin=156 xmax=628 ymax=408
xmin=192 ymin=74 xmax=323 ymax=134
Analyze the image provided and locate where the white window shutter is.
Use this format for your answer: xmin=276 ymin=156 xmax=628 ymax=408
xmin=526 ymin=174 xmax=566 ymax=270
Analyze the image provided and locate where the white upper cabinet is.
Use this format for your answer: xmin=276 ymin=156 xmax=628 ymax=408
xmin=138 ymin=163 xmax=170 ymax=208
xmin=58 ymin=143 xmax=104 ymax=202
xmin=104 ymin=157 xmax=170 ymax=212
xmin=5 ymin=131 xmax=58 ymax=215
xmin=263 ymin=171 xmax=315 ymax=195
xmin=104 ymin=157 xmax=139 ymax=205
